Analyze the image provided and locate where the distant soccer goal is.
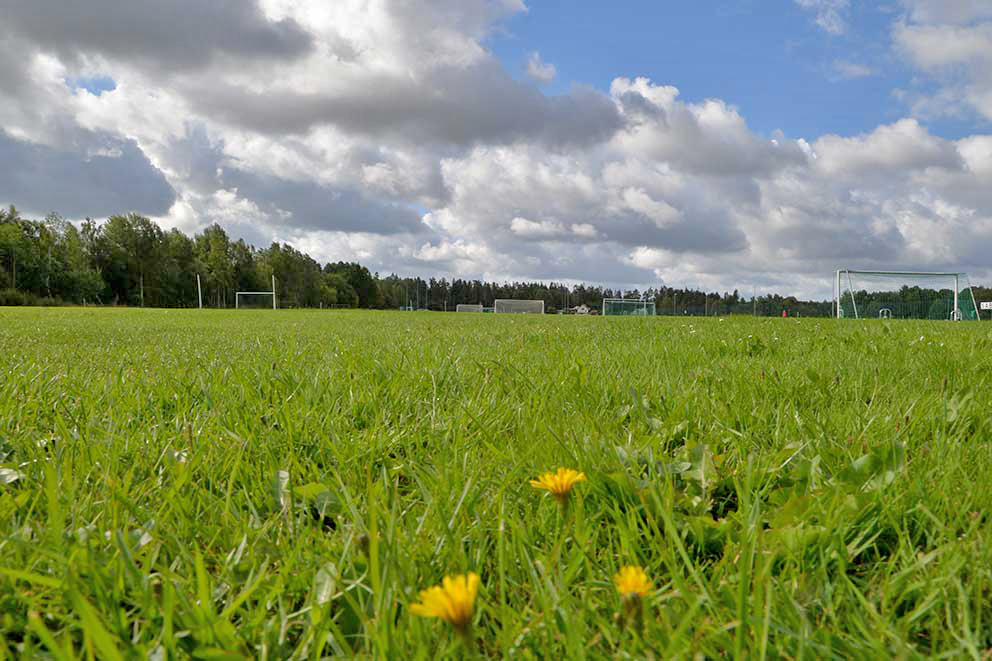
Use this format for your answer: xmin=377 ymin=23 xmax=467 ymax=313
xmin=236 ymin=292 xmax=276 ymax=309
xmin=456 ymin=304 xmax=484 ymax=313
xmin=237 ymin=276 xmax=277 ymax=310
xmin=602 ymin=298 xmax=656 ymax=316
xmin=493 ymin=299 xmax=544 ymax=314
xmin=835 ymin=270 xmax=978 ymax=320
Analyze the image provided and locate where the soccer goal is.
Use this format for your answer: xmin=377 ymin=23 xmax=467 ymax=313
xmin=602 ymin=298 xmax=656 ymax=316
xmin=237 ymin=276 xmax=277 ymax=310
xmin=456 ymin=304 xmax=484 ymax=312
xmin=835 ymin=270 xmax=979 ymax=320
xmin=494 ymin=299 xmax=544 ymax=314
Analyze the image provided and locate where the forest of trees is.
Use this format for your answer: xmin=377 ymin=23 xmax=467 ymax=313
xmin=4 ymin=205 xmax=961 ymax=318
xmin=0 ymin=207 xmax=369 ymax=309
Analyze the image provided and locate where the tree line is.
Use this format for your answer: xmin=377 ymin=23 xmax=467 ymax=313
xmin=0 ymin=207 xmax=368 ymax=308
xmin=0 ymin=206 xmax=841 ymax=315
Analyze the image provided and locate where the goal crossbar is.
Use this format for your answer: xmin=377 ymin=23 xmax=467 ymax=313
xmin=838 ymin=270 xmax=970 ymax=277
xmin=236 ymin=276 xmax=278 ymax=310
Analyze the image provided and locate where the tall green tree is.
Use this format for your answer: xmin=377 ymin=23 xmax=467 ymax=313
xmin=44 ymin=213 xmax=104 ymax=303
xmin=99 ymin=213 xmax=165 ymax=306
xmin=196 ymin=224 xmax=234 ymax=307
xmin=0 ymin=206 xmax=29 ymax=291
xmin=324 ymin=262 xmax=382 ymax=308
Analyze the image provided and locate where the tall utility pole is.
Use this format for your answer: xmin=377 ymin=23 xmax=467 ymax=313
xmin=197 ymin=274 xmax=203 ymax=309
xmin=753 ymin=285 xmax=757 ymax=317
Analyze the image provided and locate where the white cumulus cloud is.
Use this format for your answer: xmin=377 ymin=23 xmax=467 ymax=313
xmin=526 ymin=51 xmax=557 ymax=83
xmin=795 ymin=0 xmax=851 ymax=35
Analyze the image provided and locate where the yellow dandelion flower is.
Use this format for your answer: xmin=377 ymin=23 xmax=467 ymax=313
xmin=529 ymin=468 xmax=587 ymax=504
xmin=614 ymin=566 xmax=651 ymax=599
xmin=410 ymin=572 xmax=480 ymax=632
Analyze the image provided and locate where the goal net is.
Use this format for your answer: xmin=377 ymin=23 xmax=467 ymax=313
xmin=236 ymin=291 xmax=276 ymax=309
xmin=456 ymin=304 xmax=484 ymax=312
xmin=493 ymin=299 xmax=544 ymax=314
xmin=835 ymin=270 xmax=979 ymax=320
xmin=602 ymin=298 xmax=656 ymax=316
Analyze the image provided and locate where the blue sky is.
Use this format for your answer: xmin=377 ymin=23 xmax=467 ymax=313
xmin=489 ymin=0 xmax=982 ymax=141
xmin=68 ymin=75 xmax=117 ymax=96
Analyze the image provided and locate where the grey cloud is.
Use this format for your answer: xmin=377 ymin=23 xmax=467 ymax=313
xmin=163 ymin=126 xmax=433 ymax=236
xmin=770 ymin=216 xmax=906 ymax=261
xmin=219 ymin=167 xmax=428 ymax=237
xmin=953 ymin=231 xmax=992 ymax=270
xmin=0 ymin=0 xmax=312 ymax=71
xmin=618 ymin=90 xmax=809 ymax=177
xmin=168 ymin=126 xmax=229 ymax=193
xmin=622 ymin=211 xmax=749 ymax=254
xmin=536 ymin=258 xmax=658 ymax=288
xmin=902 ymin=0 xmax=992 ymax=25
xmin=0 ymin=130 xmax=175 ymax=218
xmin=499 ymin=251 xmax=659 ymax=287
xmin=480 ymin=203 xmax=749 ymax=255
xmin=918 ymin=171 xmax=992 ymax=213
xmin=189 ymin=60 xmax=623 ymax=147
xmin=615 ymin=90 xmax=665 ymax=118
xmin=517 ymin=209 xmax=749 ymax=254
xmin=0 ymin=35 xmax=29 ymax=96
xmin=813 ymin=120 xmax=965 ymax=177
xmin=389 ymin=238 xmax=659 ymax=286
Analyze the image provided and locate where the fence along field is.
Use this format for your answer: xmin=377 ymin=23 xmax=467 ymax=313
xmin=1 ymin=308 xmax=992 ymax=657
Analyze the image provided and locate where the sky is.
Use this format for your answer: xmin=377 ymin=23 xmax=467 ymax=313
xmin=1 ymin=0 xmax=991 ymax=299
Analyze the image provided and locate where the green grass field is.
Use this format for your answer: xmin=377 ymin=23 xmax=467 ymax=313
xmin=2 ymin=308 xmax=992 ymax=659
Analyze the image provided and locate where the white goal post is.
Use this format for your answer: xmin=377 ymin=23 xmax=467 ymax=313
xmin=236 ymin=276 xmax=278 ymax=310
xmin=493 ymin=299 xmax=544 ymax=314
xmin=456 ymin=304 xmax=484 ymax=312
xmin=835 ymin=269 xmax=979 ymax=320
xmin=602 ymin=298 xmax=656 ymax=316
